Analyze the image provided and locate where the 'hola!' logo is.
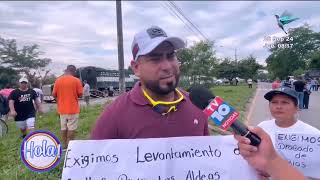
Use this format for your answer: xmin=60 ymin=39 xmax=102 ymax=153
xmin=20 ymin=130 xmax=62 ymax=172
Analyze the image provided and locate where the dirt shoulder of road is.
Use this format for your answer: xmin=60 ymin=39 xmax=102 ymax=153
xmin=244 ymin=86 xmax=258 ymax=126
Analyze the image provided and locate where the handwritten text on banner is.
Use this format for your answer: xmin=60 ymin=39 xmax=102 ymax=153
xmin=62 ymin=136 xmax=259 ymax=180
xmin=275 ymin=133 xmax=320 ymax=178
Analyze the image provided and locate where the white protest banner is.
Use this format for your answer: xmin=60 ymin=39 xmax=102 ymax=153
xmin=275 ymin=133 xmax=320 ymax=178
xmin=62 ymin=135 xmax=258 ymax=180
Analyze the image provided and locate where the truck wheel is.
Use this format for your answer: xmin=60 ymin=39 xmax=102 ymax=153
xmin=108 ymin=90 xmax=114 ymax=97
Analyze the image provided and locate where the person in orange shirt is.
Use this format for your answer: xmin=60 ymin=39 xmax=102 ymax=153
xmin=53 ymin=65 xmax=83 ymax=150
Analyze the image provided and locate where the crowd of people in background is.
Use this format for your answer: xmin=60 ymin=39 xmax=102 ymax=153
xmin=0 ymin=78 xmax=43 ymax=139
xmin=0 ymin=65 xmax=89 ymax=143
xmin=272 ymin=76 xmax=320 ymax=110
xmin=0 ymin=25 xmax=318 ymax=179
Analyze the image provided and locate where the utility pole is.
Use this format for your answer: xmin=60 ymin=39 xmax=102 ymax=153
xmin=116 ymin=0 xmax=125 ymax=94
xmin=234 ymin=48 xmax=238 ymax=62
xmin=79 ymin=67 xmax=82 ymax=82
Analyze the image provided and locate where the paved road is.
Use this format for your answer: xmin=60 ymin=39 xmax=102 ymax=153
xmin=247 ymin=82 xmax=320 ymax=130
xmin=42 ymin=96 xmax=117 ymax=113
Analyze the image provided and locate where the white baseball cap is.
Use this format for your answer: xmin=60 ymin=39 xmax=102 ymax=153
xmin=131 ymin=26 xmax=185 ymax=61
xmin=19 ymin=77 xmax=28 ymax=83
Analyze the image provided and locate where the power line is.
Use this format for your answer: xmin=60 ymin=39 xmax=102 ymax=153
xmin=1 ymin=33 xmax=74 ymax=48
xmin=1 ymin=32 xmax=81 ymax=49
xmin=169 ymin=1 xmax=207 ymax=39
xmin=168 ymin=1 xmax=209 ymax=41
xmin=161 ymin=2 xmax=202 ymax=41
xmin=160 ymin=2 xmax=189 ymax=34
xmin=169 ymin=1 xmax=209 ymax=41
xmin=162 ymin=2 xmax=201 ymax=40
xmin=0 ymin=32 xmax=99 ymax=49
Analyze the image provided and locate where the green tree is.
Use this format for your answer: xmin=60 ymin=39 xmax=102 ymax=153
xmin=309 ymin=51 xmax=320 ymax=69
xmin=177 ymin=47 xmax=193 ymax=77
xmin=0 ymin=36 xmax=52 ymax=87
xmin=256 ymin=70 xmax=269 ymax=81
xmin=292 ymin=68 xmax=305 ymax=77
xmin=266 ymin=49 xmax=302 ymax=79
xmin=177 ymin=41 xmax=218 ymax=87
xmin=238 ymin=55 xmax=263 ymax=80
xmin=42 ymin=73 xmax=57 ymax=85
xmin=216 ymin=58 xmax=239 ymax=82
xmin=126 ymin=66 xmax=134 ymax=75
xmin=266 ymin=24 xmax=320 ymax=79
xmin=25 ymin=69 xmax=53 ymax=87
xmin=0 ymin=67 xmax=19 ymax=88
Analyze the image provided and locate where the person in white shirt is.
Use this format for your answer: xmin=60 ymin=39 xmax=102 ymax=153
xmin=257 ymin=86 xmax=320 ymax=180
xmin=83 ymin=80 xmax=90 ymax=106
xmin=33 ymin=86 xmax=44 ymax=103
xmin=310 ymin=79 xmax=317 ymax=91
xmin=247 ymin=78 xmax=253 ymax=88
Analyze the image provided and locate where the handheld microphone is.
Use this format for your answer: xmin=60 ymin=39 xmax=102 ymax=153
xmin=189 ymin=86 xmax=261 ymax=146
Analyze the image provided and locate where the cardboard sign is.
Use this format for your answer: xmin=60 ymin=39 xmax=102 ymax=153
xmin=275 ymin=133 xmax=320 ymax=178
xmin=62 ymin=135 xmax=258 ymax=180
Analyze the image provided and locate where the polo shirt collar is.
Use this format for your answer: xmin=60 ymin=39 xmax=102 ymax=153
xmin=129 ymin=82 xmax=149 ymax=106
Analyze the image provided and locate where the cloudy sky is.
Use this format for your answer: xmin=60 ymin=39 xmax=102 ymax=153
xmin=0 ymin=1 xmax=319 ymax=76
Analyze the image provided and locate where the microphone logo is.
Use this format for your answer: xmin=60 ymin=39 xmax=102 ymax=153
xmin=203 ymin=97 xmax=240 ymax=130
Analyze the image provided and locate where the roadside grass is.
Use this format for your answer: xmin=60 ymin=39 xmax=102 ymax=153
xmin=211 ymin=84 xmax=256 ymax=117
xmin=0 ymin=104 xmax=105 ymax=180
xmin=208 ymin=84 xmax=256 ymax=134
xmin=0 ymin=85 xmax=256 ymax=179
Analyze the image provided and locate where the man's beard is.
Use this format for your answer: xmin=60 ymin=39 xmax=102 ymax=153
xmin=144 ymin=74 xmax=180 ymax=95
